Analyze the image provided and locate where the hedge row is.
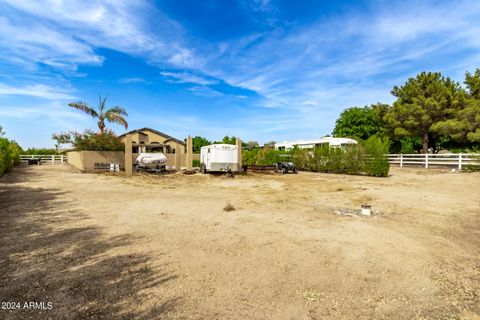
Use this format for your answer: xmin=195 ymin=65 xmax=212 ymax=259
xmin=242 ymin=136 xmax=390 ymax=177
xmin=0 ymin=137 xmax=22 ymax=176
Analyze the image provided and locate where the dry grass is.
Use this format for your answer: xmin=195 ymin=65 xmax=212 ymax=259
xmin=223 ymin=202 xmax=236 ymax=212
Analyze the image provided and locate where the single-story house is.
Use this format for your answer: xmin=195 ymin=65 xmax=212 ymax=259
xmin=118 ymin=127 xmax=186 ymax=154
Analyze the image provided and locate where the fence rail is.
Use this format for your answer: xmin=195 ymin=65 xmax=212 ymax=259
xmin=388 ymin=153 xmax=480 ymax=169
xmin=20 ymin=154 xmax=67 ymax=165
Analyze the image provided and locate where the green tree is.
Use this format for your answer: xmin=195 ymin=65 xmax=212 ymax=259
xmin=216 ymin=136 xmax=237 ymax=145
xmin=333 ymin=104 xmax=388 ymax=140
xmin=52 ymin=132 xmax=72 ymax=153
xmin=71 ymin=130 xmax=124 ymax=151
xmin=431 ymin=69 xmax=480 ymax=145
xmin=68 ymin=96 xmax=128 ymax=133
xmin=192 ymin=136 xmax=211 ymax=152
xmin=464 ymin=69 xmax=480 ymax=143
xmin=384 ymin=72 xmax=463 ymax=153
xmin=263 ymin=141 xmax=276 ymax=148
xmin=244 ymin=141 xmax=259 ymax=149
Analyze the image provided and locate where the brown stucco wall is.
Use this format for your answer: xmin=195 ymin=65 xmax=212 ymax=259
xmin=67 ymin=151 xmax=125 ymax=171
xmin=66 ymin=151 xmax=82 ymax=170
xmin=67 ymin=149 xmax=194 ymax=172
xmin=120 ymin=129 xmax=185 ymax=154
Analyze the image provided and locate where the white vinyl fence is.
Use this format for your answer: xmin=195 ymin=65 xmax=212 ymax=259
xmin=388 ymin=153 xmax=480 ymax=170
xmin=20 ymin=154 xmax=67 ymax=165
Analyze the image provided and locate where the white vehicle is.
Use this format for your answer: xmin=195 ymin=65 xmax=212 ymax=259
xmin=275 ymin=137 xmax=357 ymax=150
xmin=200 ymin=144 xmax=239 ymax=174
xmin=135 ymin=152 xmax=167 ymax=172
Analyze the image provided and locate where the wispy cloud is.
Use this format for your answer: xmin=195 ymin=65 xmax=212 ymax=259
xmin=200 ymin=0 xmax=480 ymax=115
xmin=0 ymin=0 xmax=201 ymax=72
xmin=118 ymin=77 xmax=148 ymax=84
xmin=187 ymin=85 xmax=223 ymax=97
xmin=160 ymin=71 xmax=218 ymax=85
xmin=0 ymin=16 xmax=103 ymax=71
xmin=0 ymin=83 xmax=76 ymax=100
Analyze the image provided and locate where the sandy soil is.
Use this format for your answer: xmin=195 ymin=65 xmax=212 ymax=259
xmin=1 ymin=165 xmax=479 ymax=319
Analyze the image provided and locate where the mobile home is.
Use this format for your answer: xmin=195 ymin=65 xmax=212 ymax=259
xmin=275 ymin=137 xmax=357 ymax=150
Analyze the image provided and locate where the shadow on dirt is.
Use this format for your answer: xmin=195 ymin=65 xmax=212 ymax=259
xmin=0 ymin=167 xmax=180 ymax=319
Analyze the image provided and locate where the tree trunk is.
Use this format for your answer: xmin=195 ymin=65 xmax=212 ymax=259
xmin=422 ymin=130 xmax=429 ymax=153
xmin=98 ymin=119 xmax=105 ymax=134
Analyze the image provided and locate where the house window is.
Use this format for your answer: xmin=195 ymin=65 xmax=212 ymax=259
xmin=172 ymin=148 xmax=175 ymax=154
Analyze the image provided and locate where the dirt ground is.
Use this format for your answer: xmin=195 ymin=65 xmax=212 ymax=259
xmin=1 ymin=165 xmax=479 ymax=319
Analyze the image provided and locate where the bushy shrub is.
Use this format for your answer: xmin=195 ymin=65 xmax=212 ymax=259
xmin=192 ymin=159 xmax=200 ymax=167
xmin=23 ymin=148 xmax=58 ymax=155
xmin=242 ymin=148 xmax=259 ymax=165
xmin=363 ymin=136 xmax=390 ymax=177
xmin=0 ymin=138 xmax=22 ymax=176
xmin=242 ymin=147 xmax=289 ymax=165
xmin=72 ymin=130 xmax=124 ymax=151
xmin=243 ymin=139 xmax=390 ymax=177
xmin=293 ymin=145 xmax=365 ymax=174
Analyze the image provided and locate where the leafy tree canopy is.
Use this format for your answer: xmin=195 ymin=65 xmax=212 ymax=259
xmin=68 ymin=130 xmax=124 ymax=151
xmin=214 ymin=136 xmax=237 ymax=145
xmin=191 ymin=136 xmax=211 ymax=152
xmin=333 ymin=103 xmax=388 ymax=140
xmin=426 ymin=69 xmax=480 ymax=144
xmin=384 ymin=71 xmax=464 ymax=152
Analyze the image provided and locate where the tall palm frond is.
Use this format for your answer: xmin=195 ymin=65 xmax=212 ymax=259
xmin=106 ymin=106 xmax=128 ymax=117
xmin=68 ymin=102 xmax=99 ymax=118
xmin=105 ymin=106 xmax=128 ymax=130
xmin=68 ymin=96 xmax=128 ymax=132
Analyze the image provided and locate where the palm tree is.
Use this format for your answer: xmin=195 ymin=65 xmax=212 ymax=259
xmin=68 ymin=96 xmax=128 ymax=133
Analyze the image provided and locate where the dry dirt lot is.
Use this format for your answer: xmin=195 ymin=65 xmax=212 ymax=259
xmin=1 ymin=165 xmax=479 ymax=319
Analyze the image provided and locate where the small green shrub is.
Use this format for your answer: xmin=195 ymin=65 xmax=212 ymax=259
xmin=192 ymin=159 xmax=200 ymax=167
xmin=363 ymin=136 xmax=390 ymax=177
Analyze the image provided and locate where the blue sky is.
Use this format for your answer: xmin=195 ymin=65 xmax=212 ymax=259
xmin=1 ymin=0 xmax=480 ymax=148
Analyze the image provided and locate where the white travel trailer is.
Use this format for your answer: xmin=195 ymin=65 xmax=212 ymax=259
xmin=200 ymin=144 xmax=239 ymax=173
xmin=275 ymin=137 xmax=358 ymax=150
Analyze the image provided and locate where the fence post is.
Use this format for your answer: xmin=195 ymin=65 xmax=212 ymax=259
xmin=61 ymin=155 xmax=64 ymax=164
xmin=458 ymin=153 xmax=462 ymax=170
xmin=51 ymin=155 xmax=55 ymax=165
xmin=400 ymin=154 xmax=403 ymax=168
xmin=425 ymin=153 xmax=429 ymax=169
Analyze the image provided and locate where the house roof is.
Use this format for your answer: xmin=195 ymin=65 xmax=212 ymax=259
xmin=118 ymin=127 xmax=185 ymax=145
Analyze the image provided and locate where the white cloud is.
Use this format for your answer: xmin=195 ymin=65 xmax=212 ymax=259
xmin=187 ymin=85 xmax=223 ymax=97
xmin=160 ymin=71 xmax=218 ymax=86
xmin=0 ymin=17 xmax=103 ymax=71
xmin=0 ymin=0 xmax=202 ymax=71
xmin=118 ymin=77 xmax=147 ymax=84
xmin=0 ymin=83 xmax=76 ymax=100
xmin=199 ymin=0 xmax=480 ymax=117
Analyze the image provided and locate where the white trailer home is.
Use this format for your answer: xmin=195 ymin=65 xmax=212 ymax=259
xmin=275 ymin=137 xmax=358 ymax=150
xmin=200 ymin=144 xmax=239 ymax=173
